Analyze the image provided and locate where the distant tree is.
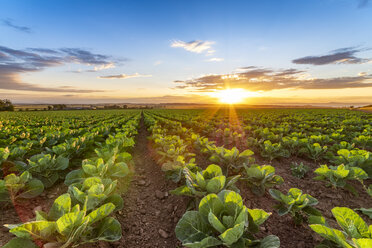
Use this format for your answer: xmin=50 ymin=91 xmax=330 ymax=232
xmin=53 ymin=104 xmax=66 ymax=110
xmin=0 ymin=99 xmax=14 ymax=111
xmin=123 ymin=105 xmax=128 ymax=109
xmin=350 ymin=106 xmax=354 ymax=109
xmin=48 ymin=105 xmax=53 ymax=110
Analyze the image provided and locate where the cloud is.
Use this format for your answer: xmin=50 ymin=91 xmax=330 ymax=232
xmin=358 ymin=0 xmax=369 ymax=8
xmin=207 ymin=57 xmax=224 ymax=62
xmin=174 ymin=66 xmax=372 ymax=92
xmin=1 ymin=19 xmax=31 ymax=33
xmin=292 ymin=47 xmax=371 ymax=65
xmin=0 ymin=45 xmax=115 ymax=92
xmin=98 ymin=73 xmax=152 ymax=79
xmin=171 ymin=40 xmax=215 ymax=54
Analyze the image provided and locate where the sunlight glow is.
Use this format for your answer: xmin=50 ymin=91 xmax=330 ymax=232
xmin=210 ymin=88 xmax=258 ymax=104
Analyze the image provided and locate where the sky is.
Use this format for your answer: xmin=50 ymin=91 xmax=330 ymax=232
xmin=0 ymin=0 xmax=371 ymax=105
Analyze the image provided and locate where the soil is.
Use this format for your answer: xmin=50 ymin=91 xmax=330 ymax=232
xmin=109 ymin=113 xmax=187 ymax=248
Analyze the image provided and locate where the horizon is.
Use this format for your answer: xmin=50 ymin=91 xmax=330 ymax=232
xmin=1 ymin=0 xmax=372 ymax=105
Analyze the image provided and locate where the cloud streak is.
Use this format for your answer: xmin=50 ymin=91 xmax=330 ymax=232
xmin=1 ymin=19 xmax=31 ymax=33
xmin=292 ymin=47 xmax=371 ymax=65
xmin=174 ymin=67 xmax=372 ymax=92
xmin=99 ymin=73 xmax=152 ymax=79
xmin=171 ymin=40 xmax=215 ymax=54
xmin=0 ymin=45 xmax=116 ymax=92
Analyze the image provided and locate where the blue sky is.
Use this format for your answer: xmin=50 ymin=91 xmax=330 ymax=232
xmin=0 ymin=0 xmax=371 ymax=105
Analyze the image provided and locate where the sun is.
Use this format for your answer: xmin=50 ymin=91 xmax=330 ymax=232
xmin=210 ymin=88 xmax=255 ymax=104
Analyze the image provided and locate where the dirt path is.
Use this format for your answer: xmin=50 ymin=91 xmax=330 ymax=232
xmin=112 ymin=113 xmax=186 ymax=248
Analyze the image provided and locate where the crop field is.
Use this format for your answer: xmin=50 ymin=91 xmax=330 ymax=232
xmin=0 ymin=108 xmax=371 ymax=248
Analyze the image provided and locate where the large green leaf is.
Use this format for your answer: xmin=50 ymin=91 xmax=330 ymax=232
xmin=91 ymin=217 xmax=122 ymax=242
xmin=56 ymin=211 xmax=84 ymax=237
xmin=332 ymin=207 xmax=369 ymax=238
xmin=7 ymin=221 xmax=56 ymax=241
xmin=352 ymin=238 xmax=372 ymax=248
xmin=208 ymin=212 xmax=226 ymax=233
xmin=309 ymin=224 xmax=351 ymax=248
xmin=199 ymin=194 xmax=224 ymax=218
xmin=85 ymin=203 xmax=115 ymax=225
xmin=19 ymin=178 xmax=44 ymax=198
xmin=176 ymin=211 xmax=215 ymax=246
xmin=49 ymin=193 xmax=71 ymax=221
xmin=206 ymin=176 xmax=226 ymax=193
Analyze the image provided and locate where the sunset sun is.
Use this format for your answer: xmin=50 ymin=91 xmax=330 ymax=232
xmin=211 ymin=88 xmax=257 ymax=104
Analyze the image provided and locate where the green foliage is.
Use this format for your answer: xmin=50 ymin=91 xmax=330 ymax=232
xmin=0 ymin=147 xmax=10 ymax=165
xmin=175 ymin=190 xmax=280 ymax=248
xmin=355 ymin=208 xmax=372 ymax=219
xmin=171 ymin=164 xmax=240 ymax=198
xmin=310 ymin=207 xmax=372 ymax=248
xmin=269 ymin=188 xmax=321 ymax=224
xmin=332 ymin=149 xmax=372 ymax=178
xmin=65 ymin=157 xmax=130 ymax=185
xmin=209 ymin=147 xmax=255 ymax=174
xmin=0 ymin=171 xmax=44 ymax=202
xmin=68 ymin=177 xmax=123 ymax=211
xmin=300 ymin=143 xmax=328 ymax=162
xmin=313 ymin=164 xmax=368 ymax=195
xmin=260 ymin=140 xmax=289 ymax=162
xmin=13 ymin=154 xmax=68 ymax=189
xmin=5 ymin=193 xmax=121 ymax=248
xmin=242 ymin=164 xmax=284 ymax=196
xmin=290 ymin=162 xmax=309 ymax=179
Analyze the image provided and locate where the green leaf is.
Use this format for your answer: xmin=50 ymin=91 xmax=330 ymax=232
xmin=2 ymin=238 xmax=38 ymax=248
xmin=18 ymin=178 xmax=44 ymax=198
xmin=355 ymin=208 xmax=372 ymax=219
xmin=49 ymin=193 xmax=71 ymax=221
xmin=56 ymin=211 xmax=84 ymax=237
xmin=175 ymin=211 xmax=217 ymax=246
xmin=7 ymin=221 xmax=56 ymax=241
xmin=208 ymin=212 xmax=226 ymax=233
xmin=352 ymin=238 xmax=372 ymax=248
xmin=219 ymin=222 xmax=245 ymax=245
xmin=332 ymin=207 xmax=369 ymax=238
xmin=206 ymin=176 xmax=226 ymax=193
xmin=92 ymin=217 xmax=122 ymax=242
xmin=309 ymin=224 xmax=351 ymax=248
xmin=259 ymin=235 xmax=281 ymax=248
xmin=85 ymin=203 xmax=115 ymax=225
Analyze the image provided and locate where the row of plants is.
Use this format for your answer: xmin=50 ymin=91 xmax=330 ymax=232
xmin=144 ymin=112 xmax=281 ymax=247
xmin=145 ymin=110 xmax=372 ymax=248
xmin=1 ymin=111 xmax=141 ymax=247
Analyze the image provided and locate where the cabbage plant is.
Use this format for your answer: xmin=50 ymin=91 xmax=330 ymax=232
xmin=260 ymin=140 xmax=289 ymax=162
xmin=242 ymin=164 xmax=284 ymax=196
xmin=65 ymin=157 xmax=130 ymax=185
xmin=310 ymin=207 xmax=372 ymax=248
xmin=68 ymin=177 xmax=123 ymax=211
xmin=314 ymin=164 xmax=368 ymax=196
xmin=171 ymin=164 xmax=240 ymax=198
xmin=0 ymin=171 xmax=44 ymax=202
xmin=16 ymin=154 xmax=69 ymax=188
xmin=175 ymin=190 xmax=280 ymax=247
xmin=5 ymin=193 xmax=121 ymax=248
xmin=209 ymin=147 xmax=255 ymax=174
xmin=269 ymin=188 xmax=321 ymax=224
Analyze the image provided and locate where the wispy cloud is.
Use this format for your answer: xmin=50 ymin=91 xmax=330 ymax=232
xmin=174 ymin=66 xmax=372 ymax=92
xmin=1 ymin=18 xmax=31 ymax=33
xmin=99 ymin=73 xmax=152 ymax=79
xmin=206 ymin=57 xmax=224 ymax=62
xmin=171 ymin=40 xmax=215 ymax=54
xmin=0 ymin=45 xmax=116 ymax=92
xmin=292 ymin=47 xmax=371 ymax=65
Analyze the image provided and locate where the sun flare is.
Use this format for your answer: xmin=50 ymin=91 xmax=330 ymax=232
xmin=210 ymin=88 xmax=257 ymax=104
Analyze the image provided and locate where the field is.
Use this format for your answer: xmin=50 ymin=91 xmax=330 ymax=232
xmin=0 ymin=108 xmax=371 ymax=248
